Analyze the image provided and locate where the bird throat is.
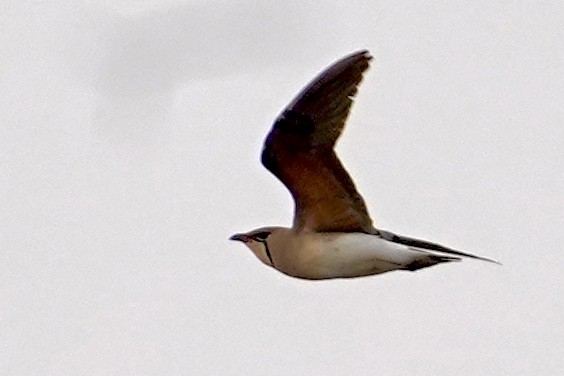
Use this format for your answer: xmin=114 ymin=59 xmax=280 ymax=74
xmin=260 ymin=240 xmax=274 ymax=266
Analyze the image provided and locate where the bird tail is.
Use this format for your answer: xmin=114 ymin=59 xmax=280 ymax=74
xmin=404 ymin=254 xmax=460 ymax=271
xmin=378 ymin=229 xmax=501 ymax=264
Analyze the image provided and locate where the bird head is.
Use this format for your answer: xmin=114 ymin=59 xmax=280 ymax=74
xmin=229 ymin=227 xmax=285 ymax=266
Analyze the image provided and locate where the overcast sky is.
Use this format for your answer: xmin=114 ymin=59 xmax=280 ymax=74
xmin=1 ymin=1 xmax=563 ymax=374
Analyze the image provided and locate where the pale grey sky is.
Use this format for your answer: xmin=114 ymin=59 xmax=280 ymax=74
xmin=1 ymin=1 xmax=563 ymax=374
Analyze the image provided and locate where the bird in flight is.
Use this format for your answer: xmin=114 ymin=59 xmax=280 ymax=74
xmin=230 ymin=50 xmax=499 ymax=280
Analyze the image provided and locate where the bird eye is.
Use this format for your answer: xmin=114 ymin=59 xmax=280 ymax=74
xmin=253 ymin=231 xmax=270 ymax=241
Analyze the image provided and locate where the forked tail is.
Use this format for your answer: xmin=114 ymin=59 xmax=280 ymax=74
xmin=378 ymin=229 xmax=502 ymax=265
xmin=404 ymin=254 xmax=460 ymax=271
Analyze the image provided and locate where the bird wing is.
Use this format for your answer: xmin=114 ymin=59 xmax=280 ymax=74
xmin=261 ymin=50 xmax=376 ymax=233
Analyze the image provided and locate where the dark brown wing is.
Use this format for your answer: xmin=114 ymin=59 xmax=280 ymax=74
xmin=261 ymin=50 xmax=376 ymax=233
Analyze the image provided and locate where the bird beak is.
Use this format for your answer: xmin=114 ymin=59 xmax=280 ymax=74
xmin=229 ymin=233 xmax=248 ymax=242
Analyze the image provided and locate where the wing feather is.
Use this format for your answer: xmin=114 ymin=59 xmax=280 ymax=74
xmin=261 ymin=51 xmax=376 ymax=233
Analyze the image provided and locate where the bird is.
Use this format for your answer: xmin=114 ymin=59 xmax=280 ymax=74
xmin=230 ymin=50 xmax=499 ymax=280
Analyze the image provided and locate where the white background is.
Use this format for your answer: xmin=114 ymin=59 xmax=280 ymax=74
xmin=2 ymin=1 xmax=563 ymax=374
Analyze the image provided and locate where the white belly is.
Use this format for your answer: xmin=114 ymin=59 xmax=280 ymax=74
xmin=286 ymin=232 xmax=433 ymax=279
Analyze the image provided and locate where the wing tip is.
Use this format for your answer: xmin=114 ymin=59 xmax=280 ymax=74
xmin=326 ymin=50 xmax=372 ymax=75
xmin=345 ymin=49 xmax=373 ymax=68
xmin=348 ymin=49 xmax=372 ymax=60
xmin=474 ymin=256 xmax=502 ymax=265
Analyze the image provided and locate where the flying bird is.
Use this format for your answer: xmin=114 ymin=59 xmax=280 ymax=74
xmin=230 ymin=50 xmax=499 ymax=279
